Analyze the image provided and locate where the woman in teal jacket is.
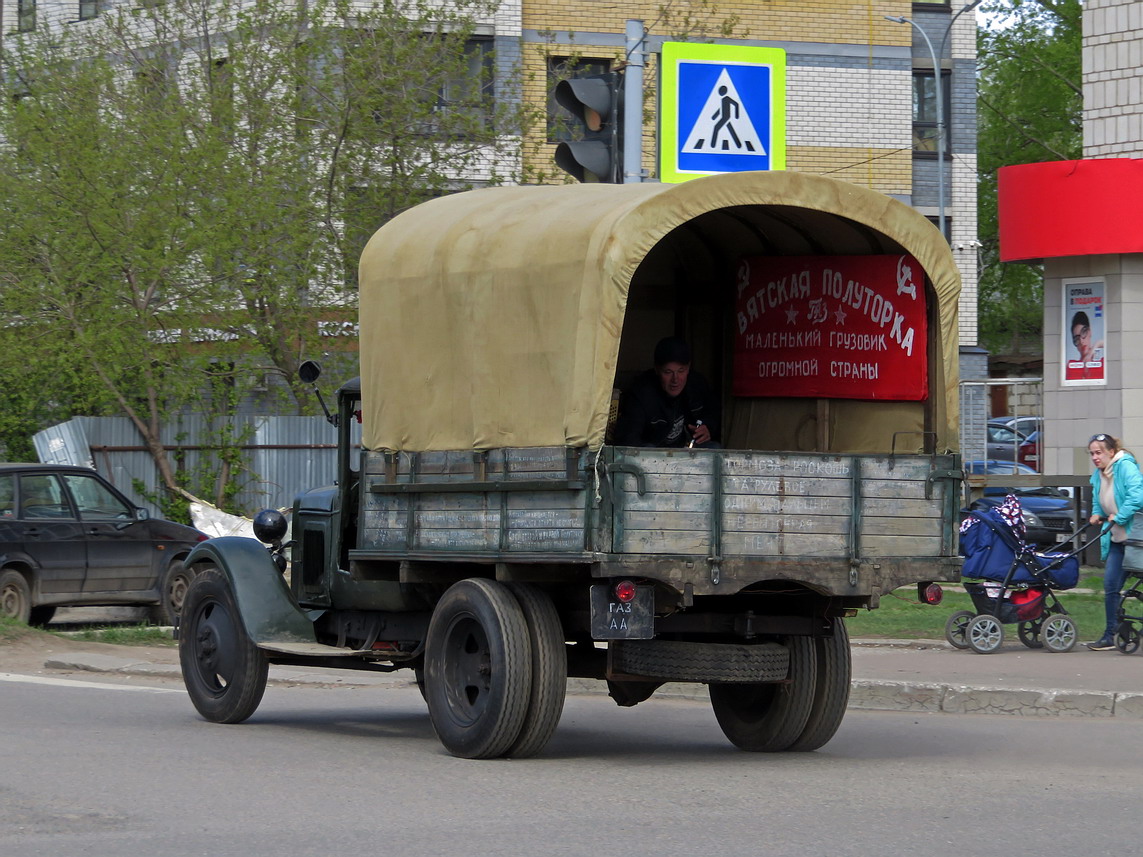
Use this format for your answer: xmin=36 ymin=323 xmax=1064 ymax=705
xmin=1087 ymin=432 xmax=1143 ymax=650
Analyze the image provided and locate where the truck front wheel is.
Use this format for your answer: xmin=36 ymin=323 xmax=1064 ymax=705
xmin=709 ymin=635 xmax=817 ymax=752
xmin=179 ymin=568 xmax=269 ymax=724
xmin=424 ymin=579 xmax=532 ymax=759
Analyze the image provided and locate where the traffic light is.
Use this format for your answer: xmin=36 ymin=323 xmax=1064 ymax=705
xmin=553 ymin=72 xmax=623 ymax=183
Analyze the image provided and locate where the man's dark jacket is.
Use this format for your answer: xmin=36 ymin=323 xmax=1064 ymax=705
xmin=613 ymin=369 xmax=721 ymax=448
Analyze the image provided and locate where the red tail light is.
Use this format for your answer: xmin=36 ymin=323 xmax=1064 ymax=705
xmin=614 ymin=580 xmax=637 ymax=602
xmin=918 ymin=582 xmax=943 ymax=605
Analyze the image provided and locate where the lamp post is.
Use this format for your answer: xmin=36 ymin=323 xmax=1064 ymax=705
xmin=886 ymin=1 xmax=980 ymax=241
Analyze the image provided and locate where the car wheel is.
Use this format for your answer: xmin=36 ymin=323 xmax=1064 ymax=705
xmin=0 ymin=570 xmax=32 ymax=624
xmin=179 ymin=567 xmax=268 ymax=724
xmin=148 ymin=559 xmax=194 ymax=626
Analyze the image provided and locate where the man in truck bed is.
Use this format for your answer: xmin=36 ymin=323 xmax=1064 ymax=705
xmin=613 ymin=336 xmax=722 ymax=448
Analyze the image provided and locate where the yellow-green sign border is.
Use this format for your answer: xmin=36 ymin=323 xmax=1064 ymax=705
xmin=659 ymin=42 xmax=787 ymax=184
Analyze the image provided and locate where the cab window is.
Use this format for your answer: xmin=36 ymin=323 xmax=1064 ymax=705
xmin=60 ymin=472 xmax=133 ymax=520
xmin=19 ymin=474 xmax=74 ymax=519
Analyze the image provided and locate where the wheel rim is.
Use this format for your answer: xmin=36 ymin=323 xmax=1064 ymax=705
xmin=439 ymin=614 xmax=494 ymax=727
xmin=168 ymin=571 xmax=191 ymax=615
xmin=1042 ymin=617 xmax=1076 ymax=651
xmin=1 ymin=581 xmax=26 ymax=620
xmin=969 ymin=617 xmax=1002 ymax=651
xmin=189 ymin=599 xmax=243 ymax=695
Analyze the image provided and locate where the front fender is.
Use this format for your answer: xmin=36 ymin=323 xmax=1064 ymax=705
xmin=184 ymin=537 xmax=316 ymax=645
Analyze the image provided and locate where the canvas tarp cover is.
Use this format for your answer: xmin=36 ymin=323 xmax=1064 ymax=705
xmin=358 ymin=170 xmax=960 ymax=453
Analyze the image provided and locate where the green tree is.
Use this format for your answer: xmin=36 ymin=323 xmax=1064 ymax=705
xmin=0 ymin=0 xmax=531 ymax=505
xmin=977 ymin=0 xmax=1082 ymax=357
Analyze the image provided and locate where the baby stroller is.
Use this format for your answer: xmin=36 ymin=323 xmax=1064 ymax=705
xmin=1113 ymin=524 xmax=1143 ymax=653
xmin=947 ymin=494 xmax=1102 ymax=654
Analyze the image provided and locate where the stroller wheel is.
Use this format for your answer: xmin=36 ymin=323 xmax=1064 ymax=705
xmin=944 ymin=611 xmax=974 ymax=650
xmin=1040 ymin=614 xmax=1078 ymax=653
xmin=1018 ymin=621 xmax=1044 ymax=650
xmin=967 ymin=614 xmax=1004 ymax=654
xmin=1115 ymin=622 xmax=1140 ymax=654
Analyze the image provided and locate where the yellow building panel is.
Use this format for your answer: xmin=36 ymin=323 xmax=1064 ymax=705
xmin=524 ymin=0 xmax=914 ymax=47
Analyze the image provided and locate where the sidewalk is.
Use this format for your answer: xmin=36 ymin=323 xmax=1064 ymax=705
xmin=33 ymin=636 xmax=1143 ymax=720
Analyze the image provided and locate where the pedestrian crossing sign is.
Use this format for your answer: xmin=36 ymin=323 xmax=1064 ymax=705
xmin=659 ymin=42 xmax=786 ymax=183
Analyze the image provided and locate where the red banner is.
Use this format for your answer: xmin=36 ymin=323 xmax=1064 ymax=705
xmin=733 ymin=255 xmax=928 ymax=400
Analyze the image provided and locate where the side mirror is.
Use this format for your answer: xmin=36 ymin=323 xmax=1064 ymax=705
xmin=299 ymin=360 xmax=322 ymax=384
xmin=135 ymin=507 xmax=150 ymax=521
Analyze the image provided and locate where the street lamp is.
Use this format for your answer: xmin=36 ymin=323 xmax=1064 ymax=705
xmin=886 ymin=1 xmax=981 ymax=241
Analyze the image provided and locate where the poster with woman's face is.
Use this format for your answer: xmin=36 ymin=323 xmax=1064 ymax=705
xmin=1063 ymin=278 xmax=1106 ymax=386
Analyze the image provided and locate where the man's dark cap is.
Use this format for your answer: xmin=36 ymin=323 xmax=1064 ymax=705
xmin=654 ymin=337 xmax=691 ymax=366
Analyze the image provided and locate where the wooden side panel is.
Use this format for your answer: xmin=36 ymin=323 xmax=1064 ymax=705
xmin=611 ymin=450 xmax=956 ymax=560
xmin=359 ymin=448 xmax=587 ymax=553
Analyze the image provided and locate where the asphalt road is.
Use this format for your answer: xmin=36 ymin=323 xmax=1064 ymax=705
xmin=2 ymin=674 xmax=1140 ymax=857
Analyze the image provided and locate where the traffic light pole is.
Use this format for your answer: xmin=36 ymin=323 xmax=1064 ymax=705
xmin=623 ymin=19 xmax=645 ymax=184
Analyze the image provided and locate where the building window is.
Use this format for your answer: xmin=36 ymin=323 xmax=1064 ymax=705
xmin=17 ymin=0 xmax=36 ymax=32
xmin=547 ymin=56 xmax=612 ymax=142
xmin=912 ymin=69 xmax=949 ymax=153
xmin=429 ymin=37 xmax=494 ymax=131
xmin=78 ymin=0 xmax=105 ymax=20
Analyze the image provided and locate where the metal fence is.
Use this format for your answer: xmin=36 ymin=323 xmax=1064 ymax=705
xmin=33 ymin=414 xmax=361 ymax=517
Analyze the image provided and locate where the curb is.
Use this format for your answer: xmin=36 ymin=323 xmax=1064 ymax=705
xmin=42 ymin=653 xmax=1143 ymax=719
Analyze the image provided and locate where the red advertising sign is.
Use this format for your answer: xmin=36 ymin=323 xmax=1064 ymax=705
xmin=733 ymin=255 xmax=928 ymax=400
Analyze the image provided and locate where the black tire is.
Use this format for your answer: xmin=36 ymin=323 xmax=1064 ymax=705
xmin=709 ymin=635 xmax=817 ymax=752
xmin=0 ymin=569 xmax=32 ymax=624
xmin=148 ymin=559 xmax=194 ymax=626
xmin=178 ymin=568 xmax=268 ymax=724
xmin=1017 ymin=620 xmax=1044 ymax=649
xmin=944 ymin=610 xmax=974 ymax=649
xmin=788 ymin=619 xmax=851 ymax=752
xmin=505 ymin=584 xmax=567 ymax=758
xmin=27 ymin=605 xmax=57 ymax=627
xmin=1116 ymin=622 xmax=1141 ymax=654
xmin=424 ymin=579 xmax=532 ymax=759
xmin=612 ymin=639 xmax=788 ymax=683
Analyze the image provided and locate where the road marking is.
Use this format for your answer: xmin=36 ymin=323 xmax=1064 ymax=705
xmin=0 ymin=673 xmax=183 ymax=693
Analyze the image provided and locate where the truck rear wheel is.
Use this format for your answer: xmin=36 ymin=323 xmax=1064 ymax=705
xmin=709 ymin=635 xmax=817 ymax=752
xmin=179 ymin=568 xmax=269 ymax=724
xmin=505 ymin=584 xmax=566 ymax=758
xmin=424 ymin=579 xmax=532 ymax=759
xmin=787 ymin=619 xmax=851 ymax=752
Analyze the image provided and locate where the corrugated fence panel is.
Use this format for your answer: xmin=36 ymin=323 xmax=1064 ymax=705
xmin=32 ymin=415 xmax=357 ymax=517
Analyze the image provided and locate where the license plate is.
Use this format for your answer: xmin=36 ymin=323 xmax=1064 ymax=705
xmin=1056 ymin=533 xmax=1069 ymax=543
xmin=590 ymin=584 xmax=654 ymax=639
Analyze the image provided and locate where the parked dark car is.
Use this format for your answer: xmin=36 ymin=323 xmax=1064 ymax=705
xmin=0 ymin=464 xmax=208 ymax=626
xmin=995 ymin=415 xmax=1043 ymax=438
xmin=1017 ymin=430 xmax=1042 ymax=471
xmin=985 ymin=419 xmax=1029 ymax=462
xmin=964 ymin=459 xmax=1085 ymax=547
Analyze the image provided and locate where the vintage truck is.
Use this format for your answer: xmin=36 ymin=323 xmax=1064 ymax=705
xmin=176 ymin=170 xmax=964 ymax=758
